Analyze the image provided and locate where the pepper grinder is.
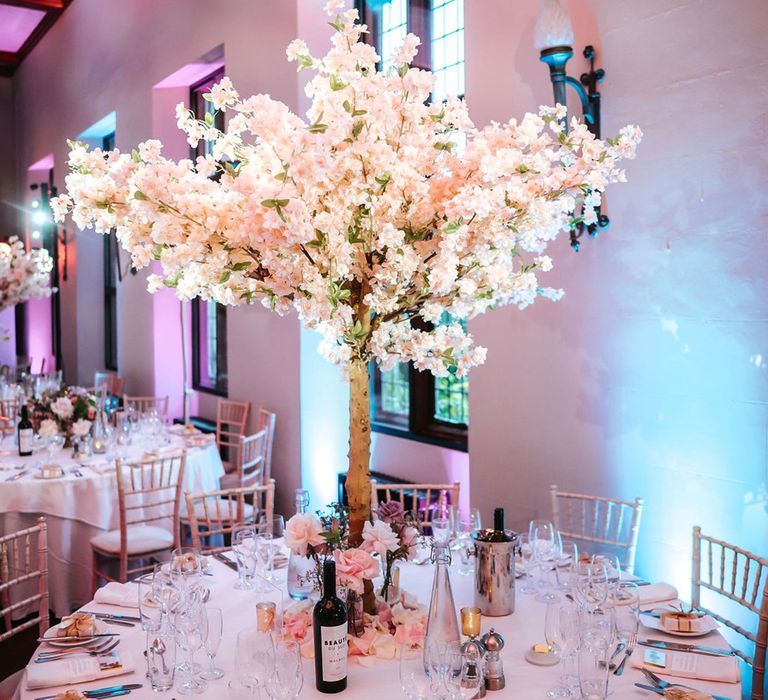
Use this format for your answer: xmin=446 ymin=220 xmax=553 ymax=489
xmin=480 ymin=628 xmax=505 ymax=691
xmin=460 ymin=607 xmax=486 ymax=698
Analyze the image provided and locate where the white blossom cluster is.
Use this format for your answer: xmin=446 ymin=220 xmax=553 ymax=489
xmin=53 ymin=0 xmax=640 ymax=377
xmin=0 ymin=236 xmax=54 ymax=313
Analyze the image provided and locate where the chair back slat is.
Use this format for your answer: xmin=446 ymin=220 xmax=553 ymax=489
xmin=216 ymin=399 xmax=250 ymax=464
xmin=691 ymin=526 xmax=768 ymax=699
xmin=185 ymin=481 xmax=275 ymax=554
xmin=256 ymin=408 xmax=276 ymax=483
xmin=0 ymin=517 xmax=49 ymax=643
xmin=550 ymin=484 xmax=644 ymax=574
xmin=238 ymin=429 xmax=269 ymax=488
xmin=123 ymin=395 xmax=170 ymax=421
xmin=370 ymin=480 xmax=460 ymax=531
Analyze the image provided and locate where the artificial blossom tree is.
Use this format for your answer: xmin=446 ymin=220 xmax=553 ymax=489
xmin=53 ymin=1 xmax=641 ymax=553
xmin=0 ymin=236 xmax=54 ymax=313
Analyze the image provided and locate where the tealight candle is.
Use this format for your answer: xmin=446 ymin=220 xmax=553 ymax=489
xmin=92 ymin=438 xmax=105 ymax=454
xmin=256 ymin=601 xmax=276 ymax=633
xmin=460 ymin=606 xmax=482 ymax=638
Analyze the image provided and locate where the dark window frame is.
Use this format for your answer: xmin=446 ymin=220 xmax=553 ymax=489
xmin=189 ymin=68 xmax=228 ymax=397
xmin=102 ymin=132 xmax=118 ymax=371
xmin=358 ymin=0 xmax=468 ymax=451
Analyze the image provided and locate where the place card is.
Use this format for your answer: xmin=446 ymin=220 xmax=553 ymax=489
xmin=644 ymin=648 xmax=666 ymax=667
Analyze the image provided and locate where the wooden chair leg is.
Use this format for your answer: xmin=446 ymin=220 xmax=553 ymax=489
xmin=91 ymin=549 xmax=99 ymax=595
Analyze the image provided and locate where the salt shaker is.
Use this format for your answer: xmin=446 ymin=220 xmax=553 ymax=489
xmin=480 ymin=628 xmax=505 ymax=690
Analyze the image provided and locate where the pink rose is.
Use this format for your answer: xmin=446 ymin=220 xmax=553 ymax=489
xmin=401 ymin=526 xmax=420 ymax=559
xmin=334 ymin=548 xmax=380 ymax=595
xmin=284 ymin=513 xmax=324 ymax=556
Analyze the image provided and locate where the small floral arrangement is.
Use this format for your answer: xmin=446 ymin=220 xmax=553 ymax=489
xmin=29 ymin=386 xmax=97 ymax=443
xmin=0 ymin=236 xmax=54 ymax=313
xmin=284 ymin=501 xmax=420 ymax=600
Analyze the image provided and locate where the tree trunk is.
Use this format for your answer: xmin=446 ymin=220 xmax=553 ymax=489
xmin=345 ymin=358 xmax=376 ymax=615
xmin=346 ymin=359 xmax=372 ymax=546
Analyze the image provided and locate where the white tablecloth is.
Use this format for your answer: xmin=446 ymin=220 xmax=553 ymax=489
xmin=0 ymin=433 xmax=224 ymax=616
xmin=14 ymin=560 xmax=743 ymax=699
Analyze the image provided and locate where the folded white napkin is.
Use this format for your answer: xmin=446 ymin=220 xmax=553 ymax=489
xmin=26 ymin=652 xmax=135 ymax=689
xmin=638 ymin=582 xmax=679 ymax=605
xmin=631 ymin=648 xmax=740 ymax=683
xmin=92 ymin=582 xmax=139 ymax=609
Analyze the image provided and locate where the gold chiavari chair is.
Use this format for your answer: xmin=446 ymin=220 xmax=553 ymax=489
xmin=185 ymin=480 xmax=275 ymax=554
xmin=692 ymin=527 xmax=768 ymax=699
xmin=0 ymin=517 xmax=49 ymax=699
xmin=216 ymin=398 xmax=250 ymax=472
xmin=90 ymin=452 xmax=186 ymax=591
xmin=550 ymin=484 xmax=644 ymax=574
xmin=220 ymin=429 xmax=269 ymax=490
xmin=123 ymin=395 xmax=170 ymax=421
xmin=256 ymin=407 xmax=276 ymax=483
xmin=370 ymin=480 xmax=461 ymax=530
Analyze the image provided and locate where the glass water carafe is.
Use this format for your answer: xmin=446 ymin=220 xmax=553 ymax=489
xmin=423 ymin=541 xmax=461 ymax=674
xmin=287 ymin=488 xmax=316 ymax=600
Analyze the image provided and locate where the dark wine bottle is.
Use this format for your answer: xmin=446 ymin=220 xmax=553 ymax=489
xmin=313 ymin=559 xmax=348 ymax=693
xmin=18 ymin=405 xmax=33 ymax=457
xmin=485 ymin=507 xmax=512 ymax=542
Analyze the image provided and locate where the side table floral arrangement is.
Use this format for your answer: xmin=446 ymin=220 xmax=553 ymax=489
xmin=29 ymin=386 xmax=96 ymax=446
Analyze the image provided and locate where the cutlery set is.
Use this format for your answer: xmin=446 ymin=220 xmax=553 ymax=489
xmin=34 ymin=684 xmax=143 ymax=700
xmin=636 ymin=667 xmax=731 ymax=700
xmin=35 ymin=638 xmax=121 ymax=663
xmin=212 ymin=551 xmax=238 ymax=571
xmin=613 ymin=631 xmax=637 ymax=676
xmin=638 ymin=638 xmax=736 ymax=657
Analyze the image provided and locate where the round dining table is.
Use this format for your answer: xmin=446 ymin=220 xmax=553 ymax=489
xmin=0 ymin=428 xmax=224 ymax=617
xmin=14 ymin=557 xmax=743 ymax=699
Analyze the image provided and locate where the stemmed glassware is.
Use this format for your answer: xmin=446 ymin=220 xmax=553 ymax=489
xmin=545 ymin=603 xmax=580 ymax=698
xmin=555 ymin=539 xmax=579 ymax=592
xmin=455 ymin=516 xmax=477 ymax=576
xmin=575 ymin=561 xmax=609 ymax=612
xmin=173 ymin=594 xmax=207 ymax=694
xmin=256 ymin=530 xmax=274 ymax=589
xmin=236 ymin=628 xmax=274 ymax=692
xmin=200 ymin=606 xmax=224 ymax=680
xmin=529 ymin=520 xmax=560 ymax=603
xmin=517 ymin=533 xmax=537 ymax=595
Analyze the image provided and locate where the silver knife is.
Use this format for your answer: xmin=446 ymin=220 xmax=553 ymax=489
xmin=635 ymin=681 xmax=730 ymax=700
xmin=36 ymin=632 xmax=120 ymax=642
xmin=639 ymin=638 xmax=736 ymax=656
xmin=6 ymin=469 xmax=27 ymax=481
xmin=81 ymin=611 xmax=142 ymax=623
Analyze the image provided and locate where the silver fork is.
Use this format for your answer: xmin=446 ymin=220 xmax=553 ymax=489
xmin=36 ymin=638 xmax=116 ymax=657
xmin=35 ymin=639 xmax=119 ymax=662
xmin=70 ymin=467 xmax=84 ymax=478
xmin=613 ymin=631 xmax=637 ymax=676
xmin=641 ymin=667 xmax=731 ymax=700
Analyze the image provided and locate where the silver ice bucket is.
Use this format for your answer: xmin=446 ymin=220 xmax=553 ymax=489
xmin=472 ymin=529 xmax=518 ymax=617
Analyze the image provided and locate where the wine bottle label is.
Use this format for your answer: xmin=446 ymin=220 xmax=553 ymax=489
xmin=320 ymin=622 xmax=347 ymax=682
xmin=18 ymin=428 xmax=33 ymax=454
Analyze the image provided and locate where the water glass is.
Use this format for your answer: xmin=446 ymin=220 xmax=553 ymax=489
xmin=236 ymin=629 xmax=274 ymax=689
xmin=431 ymin=517 xmax=451 ymax=545
xmin=200 ymin=606 xmax=224 ymax=680
xmin=256 ymin=530 xmax=274 ymax=586
xmin=455 ymin=518 xmax=476 ymax=576
xmin=575 ymin=562 xmax=609 ymax=611
xmin=265 ymin=640 xmax=303 ymax=700
xmin=399 ymin=645 xmax=431 ymax=699
xmin=138 ymin=573 xmax=162 ymax=632
xmin=228 ymin=680 xmax=257 ymax=700
xmin=555 ymin=539 xmax=579 ymax=591
xmin=544 ymin=603 xmax=580 ymax=698
xmin=147 ymin=631 xmax=176 ymax=692
xmin=233 ymin=525 xmax=258 ymax=590
xmin=577 ymin=644 xmax=611 ymax=700
xmin=518 ymin=533 xmax=537 ymax=594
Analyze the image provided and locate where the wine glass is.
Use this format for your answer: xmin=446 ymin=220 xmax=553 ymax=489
xmin=45 ymin=433 xmax=63 ymax=464
xmin=576 ymin=561 xmax=609 ymax=612
xmin=200 ymin=606 xmax=224 ymax=680
xmin=517 ymin=533 xmax=537 ymax=595
xmin=138 ymin=573 xmax=162 ymax=632
xmin=544 ymin=603 xmax=580 ymax=698
xmin=400 ymin=645 xmax=431 ymax=699
xmin=424 ymin=640 xmax=461 ymax=699
xmin=236 ymin=629 xmax=274 ymax=690
xmin=531 ymin=522 xmax=560 ymax=603
xmin=455 ymin=517 xmax=476 ymax=576
xmin=174 ymin=602 xmax=207 ymax=694
xmin=555 ymin=539 xmax=579 ymax=592
xmin=577 ymin=643 xmax=611 ymax=700
xmin=255 ymin=530 xmax=274 ymax=588
xmin=265 ymin=640 xmax=303 ymax=700
xmin=431 ymin=517 xmax=451 ymax=545
xmin=444 ymin=649 xmax=484 ymax=700
xmin=171 ymin=547 xmax=203 ymax=594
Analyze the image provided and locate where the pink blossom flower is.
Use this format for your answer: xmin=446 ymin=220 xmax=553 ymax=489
xmin=361 ymin=520 xmax=399 ymax=559
xmin=334 ymin=548 xmax=380 ymax=595
xmin=284 ymin=513 xmax=324 ymax=556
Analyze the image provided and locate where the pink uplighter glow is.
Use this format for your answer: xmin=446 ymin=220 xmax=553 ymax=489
xmin=0 ymin=6 xmax=45 ymax=53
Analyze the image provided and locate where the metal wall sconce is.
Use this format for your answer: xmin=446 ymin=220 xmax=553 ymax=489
xmin=534 ymin=0 xmax=609 ymax=250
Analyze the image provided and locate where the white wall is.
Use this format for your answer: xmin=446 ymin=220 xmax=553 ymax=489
xmin=466 ymin=0 xmax=768 ymax=592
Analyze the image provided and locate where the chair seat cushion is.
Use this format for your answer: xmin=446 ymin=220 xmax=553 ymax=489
xmin=219 ymin=471 xmax=241 ymax=489
xmin=90 ymin=525 xmax=173 ymax=555
xmin=222 ymin=460 xmax=237 ymax=474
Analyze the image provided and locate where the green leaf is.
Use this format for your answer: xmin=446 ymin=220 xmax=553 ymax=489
xmin=374 ymin=172 xmax=391 ymax=187
xmin=274 ymin=171 xmax=287 ymax=182
xmin=297 ymin=55 xmax=313 ymax=69
xmin=444 ymin=218 xmax=463 ymax=234
xmin=328 ymin=17 xmax=345 ymax=32
xmin=342 ymin=100 xmax=351 ymax=112
xmin=133 ymin=190 xmax=147 ymax=201
xmin=231 ymin=261 xmax=250 ymax=271
xmin=352 ymin=109 xmax=367 ymax=117
xmin=131 ymin=149 xmax=141 ymax=163
xmin=308 ymin=123 xmax=328 ymax=134
xmin=204 ymin=112 xmax=214 ymax=126
xmin=397 ymin=65 xmax=408 ymax=77
xmin=329 ymin=74 xmax=347 ymax=91
xmin=515 ymin=164 xmax=529 ymax=174
xmin=434 ymin=141 xmax=453 ymax=151
xmin=352 ymin=121 xmax=364 ymax=139
xmin=95 ymin=201 xmax=109 ymax=209
xmin=219 ymin=270 xmax=231 ymax=284
xmin=261 ymin=199 xmax=278 ymax=208
xmin=202 ymin=92 xmax=213 ymax=102
xmin=430 ymin=110 xmax=446 ymax=123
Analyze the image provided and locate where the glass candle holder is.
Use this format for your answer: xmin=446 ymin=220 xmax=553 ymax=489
xmin=461 ymin=606 xmax=482 ymax=638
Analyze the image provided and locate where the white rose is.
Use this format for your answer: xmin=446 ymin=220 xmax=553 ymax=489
xmin=71 ymin=419 xmax=92 ymax=438
xmin=39 ymin=419 xmax=59 ymax=438
xmin=51 ymin=397 xmax=74 ymax=420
